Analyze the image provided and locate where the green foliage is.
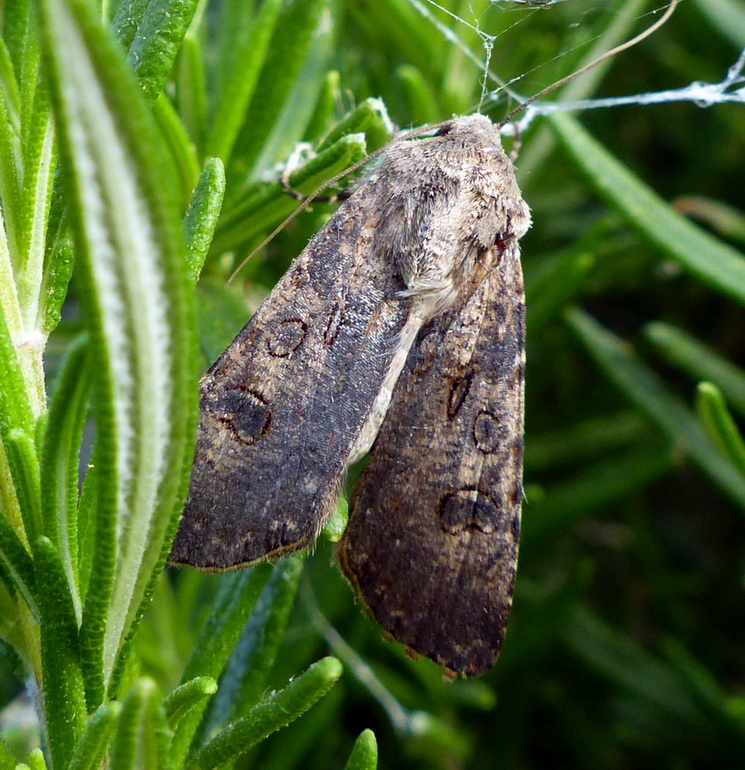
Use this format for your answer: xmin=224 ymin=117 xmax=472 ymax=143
xmin=0 ymin=0 xmax=743 ymax=768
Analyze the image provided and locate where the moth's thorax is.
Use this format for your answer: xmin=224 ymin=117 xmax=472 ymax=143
xmin=360 ymin=114 xmax=530 ymax=317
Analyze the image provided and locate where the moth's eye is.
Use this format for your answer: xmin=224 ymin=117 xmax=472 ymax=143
xmin=435 ymin=123 xmax=453 ymax=137
xmin=495 ymin=233 xmax=508 ymax=251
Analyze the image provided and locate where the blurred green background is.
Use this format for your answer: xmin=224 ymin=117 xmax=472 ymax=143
xmin=4 ymin=0 xmax=745 ymax=767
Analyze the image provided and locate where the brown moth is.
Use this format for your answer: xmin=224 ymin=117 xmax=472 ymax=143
xmin=170 ymin=115 xmax=529 ymax=676
xmin=169 ymin=2 xmax=678 ymax=677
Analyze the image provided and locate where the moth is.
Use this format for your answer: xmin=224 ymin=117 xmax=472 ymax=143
xmin=170 ymin=114 xmax=529 ymax=677
xmin=169 ymin=0 xmax=678 ymax=678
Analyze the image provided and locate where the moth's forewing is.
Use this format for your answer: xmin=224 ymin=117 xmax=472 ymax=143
xmin=339 ymin=243 xmax=525 ymax=677
xmin=170 ymin=193 xmax=411 ymax=569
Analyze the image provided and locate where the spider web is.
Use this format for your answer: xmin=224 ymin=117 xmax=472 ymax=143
xmin=407 ymin=0 xmax=745 ymax=128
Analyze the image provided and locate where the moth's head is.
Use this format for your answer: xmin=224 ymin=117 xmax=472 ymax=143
xmin=431 ymin=115 xmax=531 ymax=243
xmin=433 ymin=114 xmax=503 ymax=151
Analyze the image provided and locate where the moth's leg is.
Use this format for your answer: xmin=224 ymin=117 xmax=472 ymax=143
xmin=279 ymin=175 xmax=351 ymax=204
xmin=507 ymin=124 xmax=522 ymax=163
xmin=278 ymin=143 xmax=352 ymax=203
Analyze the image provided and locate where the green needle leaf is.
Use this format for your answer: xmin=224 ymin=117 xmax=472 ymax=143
xmin=5 ymin=429 xmax=42 ymax=545
xmin=183 ymin=159 xmax=226 ymax=285
xmin=37 ymin=0 xmax=197 ymax=705
xmin=645 ymin=322 xmax=745 ymax=417
xmin=205 ymin=0 xmax=285 ymax=163
xmin=169 ymin=564 xmax=273 ymax=767
xmin=0 ymin=737 xmax=15 ymax=770
xmin=213 ymin=132 xmax=367 ymax=257
xmin=567 ymin=308 xmax=745 ymax=512
xmin=163 ymin=677 xmax=218 ymax=730
xmin=550 ymin=113 xmax=745 ymax=307
xmin=68 ymin=701 xmax=122 ymax=770
xmin=39 ymin=335 xmax=90 ymax=622
xmin=232 ymin=0 xmax=332 ymax=177
xmin=316 ymin=98 xmax=393 ymax=152
xmin=343 ymin=729 xmax=378 ymax=770
xmin=109 ymin=678 xmax=170 ymax=770
xmin=201 ymin=556 xmax=304 ymax=736
xmin=696 ymin=383 xmax=745 ymax=474
xmin=34 ymin=536 xmax=86 ymax=769
xmin=112 ymin=0 xmax=201 ymax=103
xmin=186 ymin=657 xmax=343 ymax=769
xmin=0 ymin=299 xmax=34 ymax=438
xmin=0 ymin=507 xmax=36 ymax=616
xmin=26 ymin=749 xmax=47 ymax=770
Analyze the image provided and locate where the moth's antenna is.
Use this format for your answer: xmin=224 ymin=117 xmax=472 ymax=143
xmin=498 ymin=0 xmax=680 ymax=128
xmin=228 ymin=145 xmax=395 ymax=284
